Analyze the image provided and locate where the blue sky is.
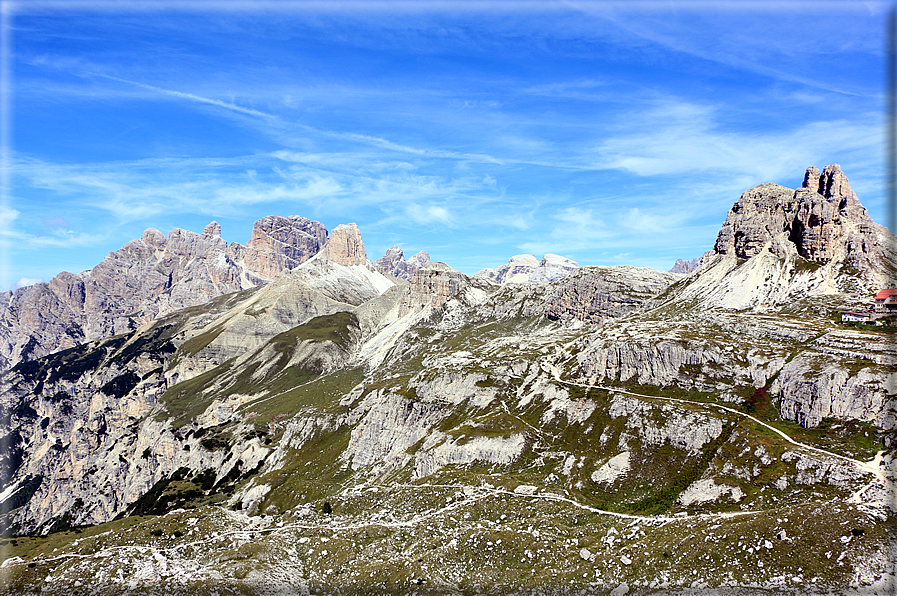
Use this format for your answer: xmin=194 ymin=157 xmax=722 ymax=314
xmin=2 ymin=0 xmax=889 ymax=290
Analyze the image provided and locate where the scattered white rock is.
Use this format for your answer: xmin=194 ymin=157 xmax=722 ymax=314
xmin=591 ymin=452 xmax=631 ymax=485
xmin=677 ymin=479 xmax=745 ymax=507
xmin=1 ymin=557 xmax=24 ymax=568
xmin=610 ymin=582 xmax=630 ymax=596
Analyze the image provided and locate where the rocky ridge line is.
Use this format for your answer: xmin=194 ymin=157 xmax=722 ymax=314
xmin=0 ymin=216 xmax=329 ymax=372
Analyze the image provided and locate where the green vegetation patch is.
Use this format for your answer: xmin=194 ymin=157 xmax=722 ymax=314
xmin=793 ymin=256 xmax=823 ymax=274
xmin=156 ymin=359 xmax=235 ymax=428
xmin=452 ymin=411 xmax=529 ymax=444
xmin=242 ymin=367 xmax=364 ymax=428
xmin=255 ymin=423 xmax=356 ymax=514
xmin=176 ymin=323 xmax=227 ymax=360
xmin=271 ymin=311 xmax=359 ymax=354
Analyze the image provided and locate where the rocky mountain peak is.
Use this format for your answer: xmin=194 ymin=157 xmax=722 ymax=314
xmin=713 ymin=165 xmax=877 ymax=262
xmin=380 ymin=245 xmax=403 ymax=261
xmin=374 ymin=245 xmax=432 ymax=281
xmin=203 ymin=221 xmax=222 ymax=237
xmin=140 ymin=227 xmax=167 ymax=248
xmin=408 ymin=250 xmax=431 ymax=269
xmin=243 ymin=215 xmax=328 ymax=278
xmin=803 ymin=163 xmax=855 ymax=203
xmin=668 ymin=165 xmax=895 ymax=310
xmin=669 ymin=257 xmax=700 ymax=274
xmin=319 ymin=223 xmax=367 ymax=266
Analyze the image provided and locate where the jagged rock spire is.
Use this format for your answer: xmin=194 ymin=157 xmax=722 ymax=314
xmin=374 ymin=245 xmax=432 ymax=281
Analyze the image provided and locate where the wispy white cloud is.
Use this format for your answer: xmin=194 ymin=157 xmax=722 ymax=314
xmin=0 ymin=223 xmax=106 ymax=250
xmin=97 ymin=74 xmax=277 ymax=119
xmin=585 ymin=4 xmax=882 ymax=97
xmin=13 ymin=152 xmax=497 ymax=230
xmin=518 ymin=206 xmax=610 ymax=254
xmin=593 ymin=100 xmax=880 ymax=182
xmin=517 ymin=200 xmax=726 ymax=259
xmin=506 ymin=213 xmax=532 ymax=231
xmin=405 ymin=203 xmax=454 ymax=226
xmin=40 ymin=216 xmax=70 ymax=230
xmin=621 ymin=207 xmax=689 ymax=234
xmin=0 ymin=206 xmax=20 ymax=228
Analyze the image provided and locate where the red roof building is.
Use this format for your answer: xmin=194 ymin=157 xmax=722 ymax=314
xmin=874 ymin=289 xmax=897 ymax=313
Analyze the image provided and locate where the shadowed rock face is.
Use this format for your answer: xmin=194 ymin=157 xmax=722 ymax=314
xmin=0 ymin=216 xmax=329 ymax=372
xmin=713 ymin=165 xmax=878 ymax=262
xmin=374 ymin=246 xmax=431 ymax=281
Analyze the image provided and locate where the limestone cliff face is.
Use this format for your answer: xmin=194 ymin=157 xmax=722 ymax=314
xmin=773 ymin=332 xmax=897 ymax=430
xmin=567 ymin=312 xmax=897 ymax=430
xmin=398 ymin=263 xmax=469 ymax=316
xmin=0 ymin=216 xmax=328 ymax=372
xmin=462 ymin=266 xmax=678 ymax=327
xmin=609 ymin=395 xmax=723 ymax=455
xmin=373 ymin=246 xmax=431 ymax=281
xmin=317 ymin=224 xmax=367 ymax=266
xmin=543 ymin=266 xmax=678 ymax=324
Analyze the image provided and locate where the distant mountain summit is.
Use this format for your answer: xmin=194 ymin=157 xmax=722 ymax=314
xmin=475 ymin=253 xmax=580 ymax=283
xmin=669 ymin=257 xmax=700 ymax=274
xmin=374 ymin=246 xmax=431 ymax=281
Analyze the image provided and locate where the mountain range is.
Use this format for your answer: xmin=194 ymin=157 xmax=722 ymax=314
xmin=0 ymin=165 xmax=894 ymax=595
